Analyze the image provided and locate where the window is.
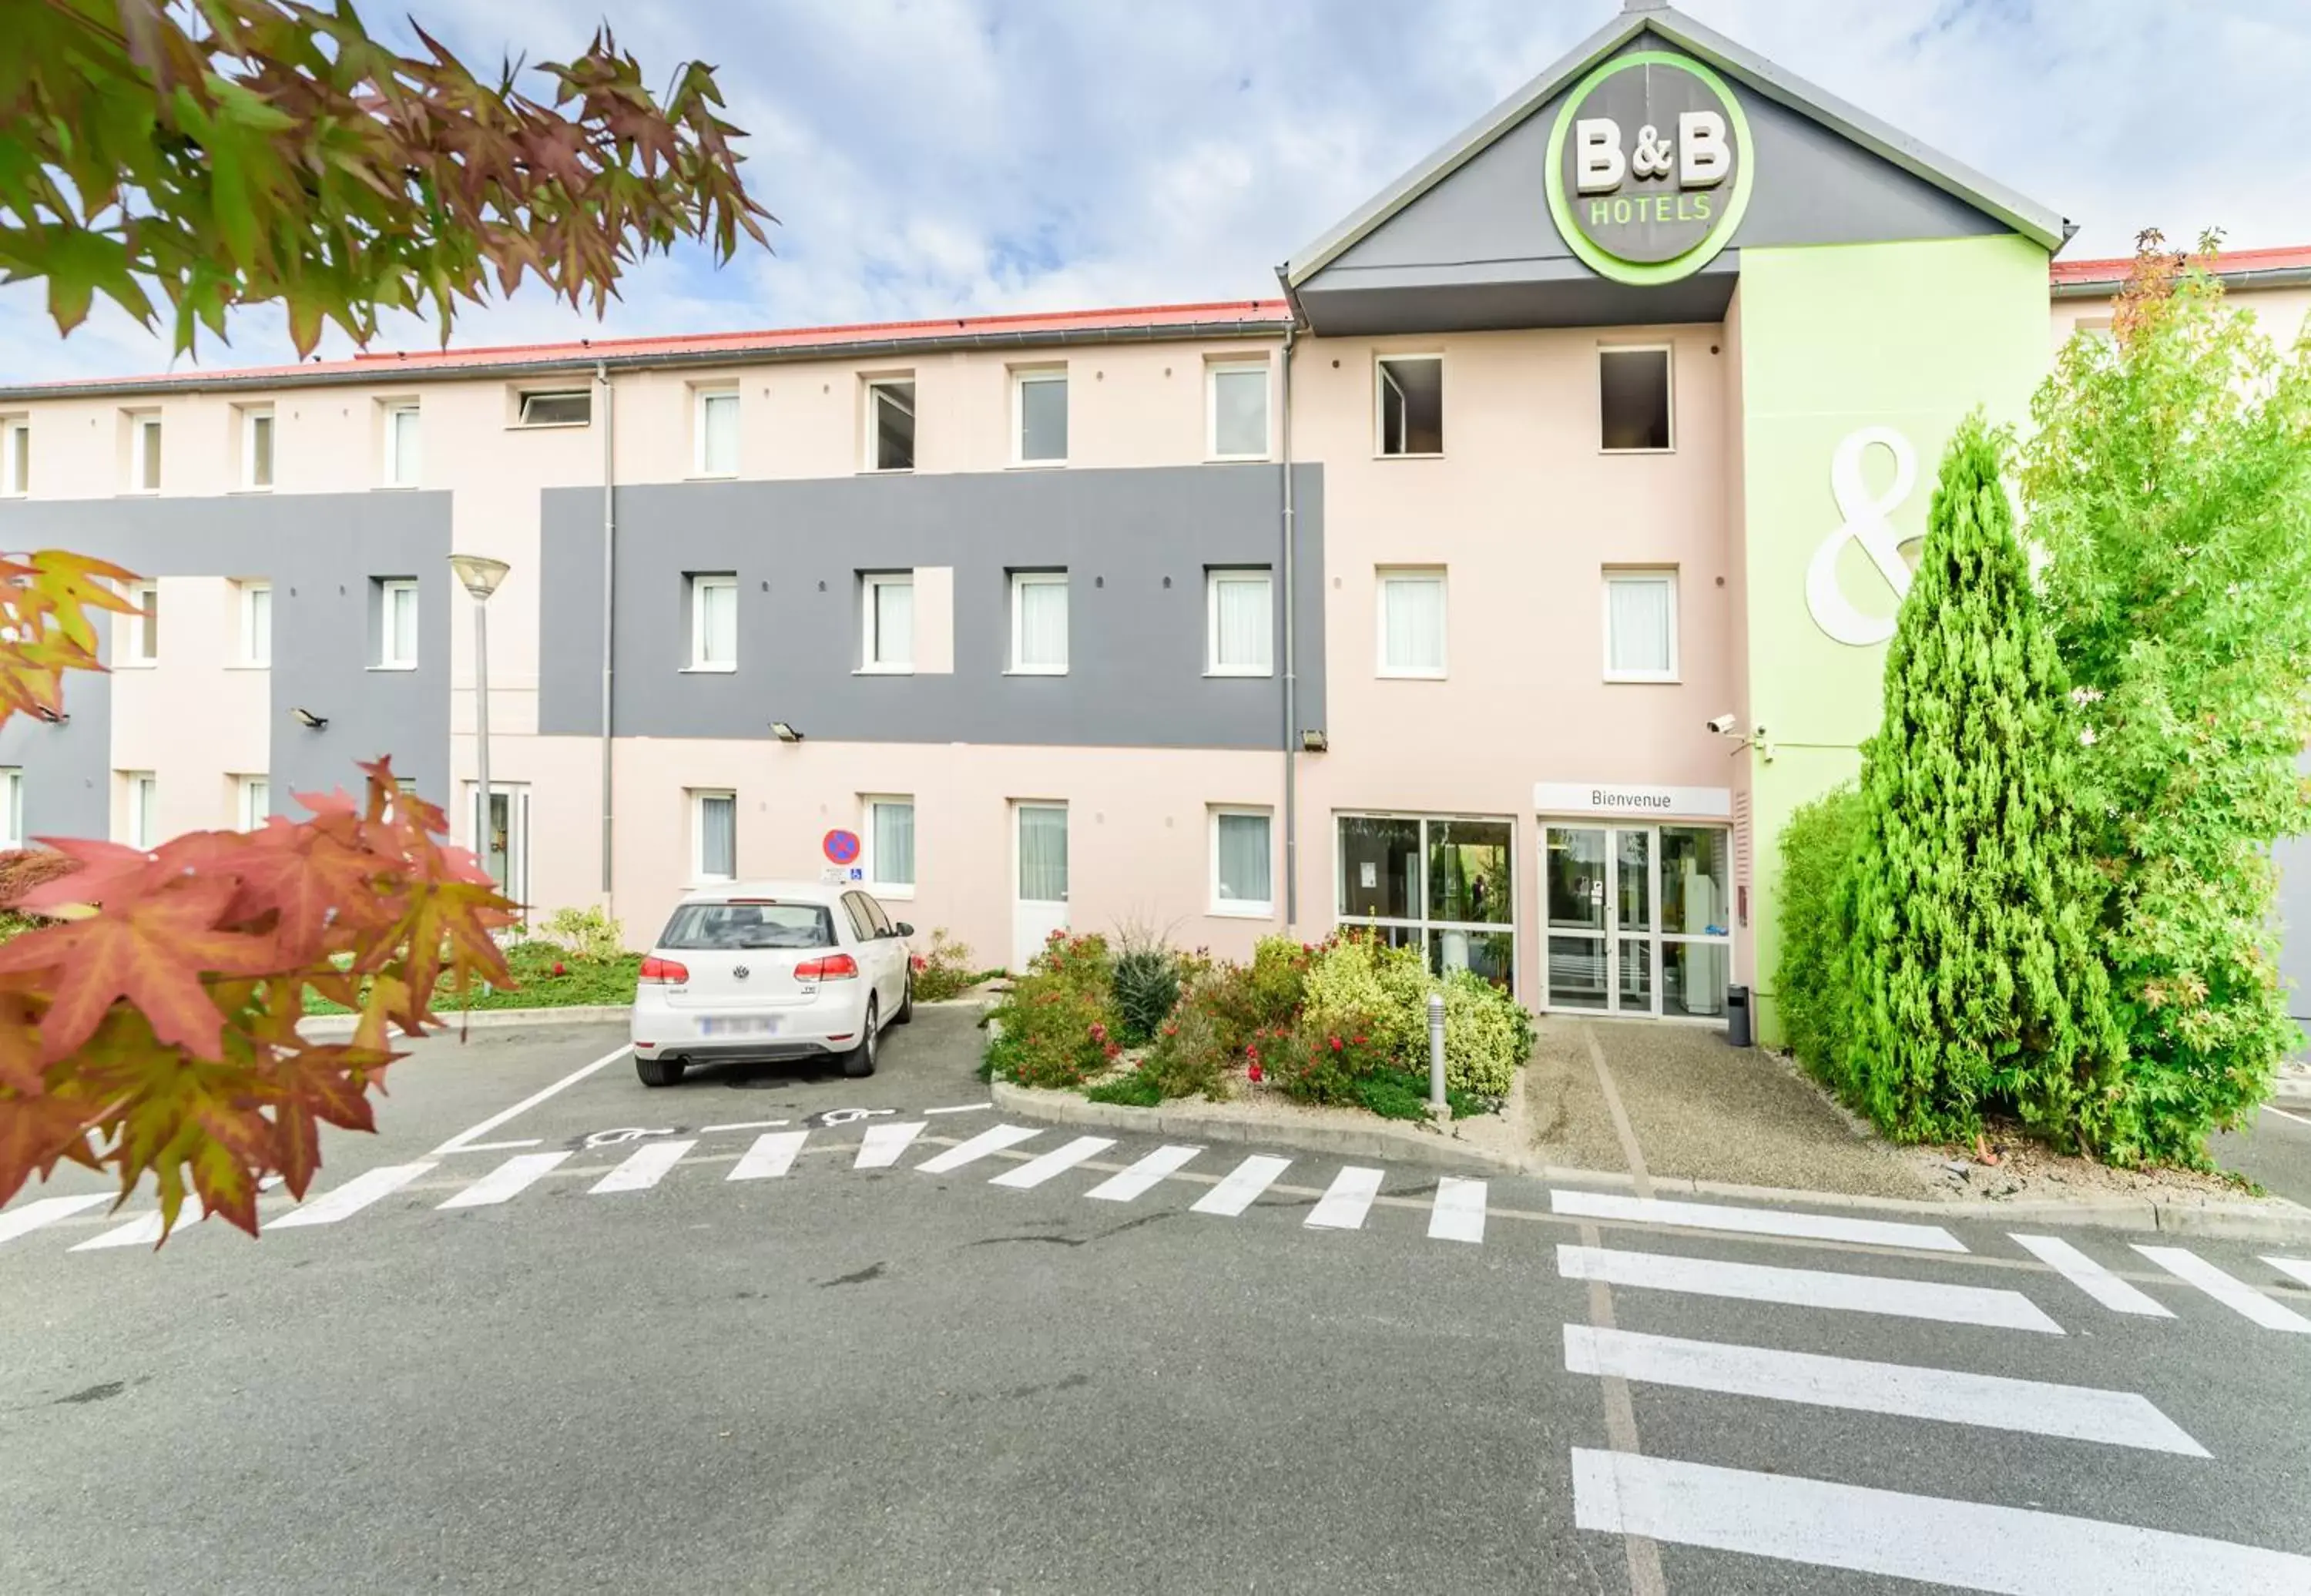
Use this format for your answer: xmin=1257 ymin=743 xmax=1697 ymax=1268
xmin=865 ymin=796 xmax=915 ymax=890
xmin=689 ymin=574 xmax=738 ymax=670
xmin=120 ymin=581 xmax=159 ymax=665
xmin=384 ymin=402 xmax=421 ymax=487
xmin=1603 ymin=570 xmax=1678 ymax=681
xmin=660 ymin=900 xmax=834 ymax=951
xmin=0 ymin=768 xmax=21 ymax=848
xmin=1376 ymin=355 xmax=1443 ymax=456
xmin=240 ymin=407 xmax=275 ymax=490
xmin=691 ymin=790 xmax=736 ymax=883
xmin=125 ymin=772 xmax=158 ymax=850
xmin=1012 ymin=367 xmax=1068 ymax=464
xmin=236 ymin=775 xmax=270 ymax=831
xmin=1206 ymin=568 xmax=1273 ymax=676
xmin=236 ymin=581 xmax=272 ymax=667
xmin=377 ymin=578 xmax=418 ymax=669
xmin=1600 ymin=347 xmax=1672 ymax=451
xmin=1376 ymin=568 xmax=1446 ymax=678
xmin=2 ymin=417 xmax=26 ymax=496
xmin=840 ymin=891 xmax=877 ymax=942
xmin=1008 ymin=571 xmax=1068 ymax=674
xmin=1207 ymin=359 xmax=1270 ymax=459
xmin=128 ymin=411 xmax=162 ymax=491
xmin=516 ymin=389 xmax=592 ymax=428
xmin=695 ymin=387 xmax=740 ymax=477
xmin=865 ymin=377 xmax=915 ymax=471
xmin=1210 ymin=808 xmax=1274 ymax=916
xmin=860 ymin=572 xmax=914 ymax=672
xmin=1337 ymin=814 xmax=1514 ymax=990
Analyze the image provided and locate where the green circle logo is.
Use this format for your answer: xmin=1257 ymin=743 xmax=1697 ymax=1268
xmin=1545 ymin=52 xmax=1754 ymax=286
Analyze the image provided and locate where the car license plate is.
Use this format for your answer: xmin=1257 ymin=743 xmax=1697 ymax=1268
xmin=699 ymin=1015 xmax=780 ymax=1038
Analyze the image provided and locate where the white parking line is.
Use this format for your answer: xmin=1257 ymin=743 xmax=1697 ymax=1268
xmin=271 ymin=1163 xmax=438 ymax=1229
xmin=1305 ymin=1166 xmax=1384 ymax=1230
xmin=73 ymin=1197 xmax=204 ymax=1252
xmin=1563 ymin=1323 xmax=2205 ymax=1455
xmin=854 ymin=1122 xmax=927 ymax=1169
xmin=2266 ymin=1257 xmax=2311 ymax=1291
xmin=991 ymin=1136 xmax=1116 ymax=1189
xmin=1190 ymin=1155 xmax=1291 ymax=1217
xmin=1551 ymin=1188 xmax=1964 ymax=1252
xmin=1557 ymin=1245 xmax=2064 ymax=1333
xmin=444 ymin=1139 xmax=544 ymax=1155
xmin=440 ymin=1152 xmax=571 ymax=1209
xmin=703 ymin=1119 xmax=792 ymax=1135
xmin=917 ymin=1123 xmax=1041 ymax=1174
xmin=2134 ymin=1246 xmax=2311 ymax=1333
xmin=589 ymin=1139 xmax=697 ymax=1195
xmin=1084 ymin=1145 xmax=1202 ymax=1202
xmin=729 ymin=1131 xmax=809 ymax=1182
xmin=1430 ymin=1177 xmax=1488 ymax=1244
xmin=924 ymin=1102 xmax=995 ymax=1116
xmin=0 ymin=1193 xmax=109 ymax=1246
xmin=2011 ymin=1234 xmax=2173 ymax=1316
xmin=428 ymin=1043 xmax=635 ymax=1155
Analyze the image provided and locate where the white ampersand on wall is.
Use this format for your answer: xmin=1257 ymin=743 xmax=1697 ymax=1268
xmin=1804 ymin=426 xmax=1918 ymax=647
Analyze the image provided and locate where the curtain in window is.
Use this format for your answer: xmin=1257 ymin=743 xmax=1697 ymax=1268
xmin=1018 ymin=806 xmax=1067 ymax=900
xmin=1608 ymin=578 xmax=1673 ymax=674
xmin=249 ymin=414 xmax=274 ymax=486
xmin=699 ymin=580 xmax=736 ymax=666
xmin=1212 ymin=367 xmax=1268 ymax=456
xmin=1213 ymin=574 xmax=1272 ymax=672
xmin=699 ymin=795 xmax=736 ymax=878
xmin=702 ymin=394 xmax=740 ymax=473
xmin=874 ymin=580 xmax=914 ymax=668
xmin=391 ymin=409 xmax=421 ymax=484
xmin=1016 ymin=578 xmax=1068 ymax=669
xmin=1382 ymin=577 xmax=1444 ymax=671
xmin=873 ymin=800 xmax=915 ymax=884
xmin=247 ymin=585 xmax=271 ymax=666
xmin=1216 ymin=813 xmax=1271 ymax=904
xmin=388 ymin=585 xmax=417 ymax=665
xmin=4 ymin=771 xmax=22 ymax=848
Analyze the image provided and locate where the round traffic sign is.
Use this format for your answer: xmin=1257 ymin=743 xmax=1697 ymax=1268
xmin=823 ymin=829 xmax=861 ymax=866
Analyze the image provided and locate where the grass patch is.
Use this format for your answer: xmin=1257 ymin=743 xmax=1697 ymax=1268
xmin=1353 ymin=1068 xmax=1494 ymax=1122
xmin=1083 ymin=1068 xmax=1164 ymax=1107
xmin=306 ymin=941 xmax=640 ymax=1015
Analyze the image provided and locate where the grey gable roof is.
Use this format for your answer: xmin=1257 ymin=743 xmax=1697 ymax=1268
xmin=1281 ymin=1 xmax=2070 ymax=287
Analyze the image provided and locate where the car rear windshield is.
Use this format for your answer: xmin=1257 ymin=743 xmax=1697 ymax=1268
xmin=656 ymin=901 xmax=837 ymax=951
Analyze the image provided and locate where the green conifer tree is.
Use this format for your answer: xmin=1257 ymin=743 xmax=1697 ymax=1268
xmin=1836 ymin=417 xmax=2125 ymax=1151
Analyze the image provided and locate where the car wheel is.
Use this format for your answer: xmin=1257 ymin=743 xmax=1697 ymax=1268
xmin=843 ymin=999 xmax=879 ymax=1078
xmin=894 ymin=974 xmax=914 ymax=1026
xmin=636 ymin=1053 xmax=685 ymax=1088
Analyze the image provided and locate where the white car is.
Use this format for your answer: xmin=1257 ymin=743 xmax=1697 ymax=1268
xmin=631 ymin=880 xmax=915 ymax=1088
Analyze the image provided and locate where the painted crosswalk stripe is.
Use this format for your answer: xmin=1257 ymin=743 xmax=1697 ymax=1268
xmin=1552 ymin=1188 xmax=1964 ymax=1252
xmin=1084 ymin=1145 xmax=1202 ymax=1202
xmin=854 ymin=1122 xmax=926 ymax=1170
xmin=270 ymin=1162 xmax=438 ymax=1229
xmin=1556 ymin=1244 xmax=2063 ymax=1333
xmin=916 ymin=1123 xmax=1041 ymax=1174
xmin=1305 ymin=1166 xmax=1384 ymax=1230
xmin=0 ymin=1193 xmax=110 ymax=1246
xmin=2263 ymin=1256 xmax=2311 ymax=1292
xmin=991 ymin=1135 xmax=1116 ymax=1189
xmin=2134 ymin=1245 xmax=2311 ymax=1333
xmin=1562 ymin=1323 xmax=2204 ymax=1455
xmin=73 ymin=1196 xmax=203 ymax=1252
xmin=728 ymin=1130 xmax=809 ymax=1182
xmin=2011 ymin=1233 xmax=2173 ymax=1317
xmin=588 ymin=1140 xmax=696 ymax=1195
xmin=1191 ymin=1155 xmax=1291 ymax=1216
xmin=440 ymin=1152 xmax=571 ymax=1209
xmin=1570 ymin=1448 xmax=2311 ymax=1594
xmin=1430 ymin=1177 xmax=1487 ymax=1243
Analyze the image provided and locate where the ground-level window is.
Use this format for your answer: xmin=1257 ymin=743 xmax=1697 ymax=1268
xmin=1211 ymin=807 xmax=1274 ymax=916
xmin=865 ymin=795 xmax=914 ymax=889
xmin=1335 ymin=813 xmax=1513 ymax=990
xmin=468 ymin=783 xmax=531 ymax=910
xmin=692 ymin=790 xmax=736 ymax=883
xmin=1542 ymin=823 xmax=1730 ymax=1018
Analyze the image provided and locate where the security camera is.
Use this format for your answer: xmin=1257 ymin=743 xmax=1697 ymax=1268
xmin=1706 ymin=712 xmax=1739 ymax=736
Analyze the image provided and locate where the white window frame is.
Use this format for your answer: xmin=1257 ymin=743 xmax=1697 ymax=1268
xmin=1204 ymin=568 xmax=1274 ymax=678
xmin=690 ymin=789 xmax=737 ymax=884
xmin=859 ymin=572 xmax=914 ymax=675
xmin=1206 ymin=358 xmax=1271 ymax=461
xmin=863 ymin=793 xmax=916 ymax=897
xmin=515 ymin=389 xmax=592 ymax=428
xmin=693 ymin=385 xmax=740 ymax=478
xmin=0 ymin=767 xmax=22 ymax=848
xmin=240 ymin=406 xmax=276 ymax=491
xmin=377 ymin=578 xmax=419 ymax=670
xmin=119 ymin=580 xmax=159 ymax=666
xmin=236 ymin=580 xmax=271 ymax=668
xmin=382 ymin=401 xmax=421 ymax=488
xmin=2 ymin=417 xmax=28 ymax=497
xmin=1209 ymin=806 xmax=1276 ymax=917
xmin=1375 ymin=566 xmax=1447 ymax=679
xmin=236 ymin=774 xmax=270 ymax=832
xmin=1602 ymin=568 xmax=1680 ymax=683
xmin=125 ymin=771 xmax=157 ymax=850
xmin=1374 ymin=354 xmax=1444 ymax=459
xmin=1010 ymin=365 xmax=1068 ymax=467
xmin=863 ymin=377 xmax=916 ymax=473
xmin=1598 ymin=344 xmax=1676 ymax=454
xmin=128 ymin=411 xmax=162 ymax=493
xmin=1008 ymin=571 xmax=1069 ymax=676
xmin=688 ymin=573 xmax=738 ymax=672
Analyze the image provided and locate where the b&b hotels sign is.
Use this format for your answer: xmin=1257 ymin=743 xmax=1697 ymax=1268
xmin=1545 ymin=52 xmax=1755 ymax=285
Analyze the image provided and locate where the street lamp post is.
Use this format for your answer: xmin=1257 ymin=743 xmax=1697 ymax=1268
xmin=448 ymin=555 xmax=512 ymax=887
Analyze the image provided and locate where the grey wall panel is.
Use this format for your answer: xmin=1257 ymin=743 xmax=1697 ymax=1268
xmin=0 ymin=493 xmax=452 ymax=839
xmin=538 ymin=464 xmax=1323 ymax=749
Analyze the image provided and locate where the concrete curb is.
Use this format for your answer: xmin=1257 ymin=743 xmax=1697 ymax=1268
xmin=2273 ymin=1085 xmax=2311 ymax=1109
xmin=297 ymin=1004 xmax=632 ymax=1040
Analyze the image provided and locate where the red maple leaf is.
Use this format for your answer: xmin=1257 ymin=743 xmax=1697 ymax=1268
xmin=0 ymin=1089 xmax=94 ymax=1206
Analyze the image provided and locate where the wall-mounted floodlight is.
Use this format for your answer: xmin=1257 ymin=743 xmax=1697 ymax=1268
xmin=1300 ymin=729 xmax=1329 ymax=753
xmin=770 ymin=722 xmax=803 ymax=743
xmin=292 ymin=707 xmax=328 ymax=729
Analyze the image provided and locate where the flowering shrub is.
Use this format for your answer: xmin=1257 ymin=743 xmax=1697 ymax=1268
xmin=984 ymin=930 xmax=1120 ymax=1089
xmin=911 ymin=928 xmax=989 ymax=1002
xmin=1139 ymin=992 xmax=1235 ymax=1101
xmin=1266 ymin=1024 xmax=1388 ymax=1106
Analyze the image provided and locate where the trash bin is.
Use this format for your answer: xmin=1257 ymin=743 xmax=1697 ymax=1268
xmin=1726 ymin=984 xmax=1752 ymax=1048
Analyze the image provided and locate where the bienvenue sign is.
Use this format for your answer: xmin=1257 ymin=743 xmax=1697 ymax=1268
xmin=1535 ymin=783 xmax=1734 ymax=820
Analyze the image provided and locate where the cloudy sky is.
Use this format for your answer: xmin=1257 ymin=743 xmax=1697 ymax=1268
xmin=5 ymin=0 xmax=2307 ymax=381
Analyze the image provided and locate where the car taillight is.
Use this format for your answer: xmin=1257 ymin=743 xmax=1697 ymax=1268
xmin=638 ymin=956 xmax=689 ymax=984
xmin=794 ymin=954 xmax=859 ymax=981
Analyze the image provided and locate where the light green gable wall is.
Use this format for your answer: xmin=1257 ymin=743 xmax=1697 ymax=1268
xmin=1737 ymin=233 xmax=2051 ymax=1042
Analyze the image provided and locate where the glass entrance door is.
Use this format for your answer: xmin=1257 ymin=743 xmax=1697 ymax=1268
xmin=1542 ymin=822 xmax=1730 ymax=1017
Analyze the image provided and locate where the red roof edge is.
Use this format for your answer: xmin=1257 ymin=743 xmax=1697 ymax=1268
xmin=2051 ymin=244 xmax=2311 ymax=285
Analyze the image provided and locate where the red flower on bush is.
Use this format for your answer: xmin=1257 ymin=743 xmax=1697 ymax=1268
xmin=552 ymin=961 xmax=568 ymax=977
xmin=1328 ymin=1034 xmax=1342 ymax=1052
xmin=1247 ymin=1061 xmax=1263 ymax=1083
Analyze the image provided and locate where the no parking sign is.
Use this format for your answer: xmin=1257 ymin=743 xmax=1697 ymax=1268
xmin=823 ymin=829 xmax=862 ymax=871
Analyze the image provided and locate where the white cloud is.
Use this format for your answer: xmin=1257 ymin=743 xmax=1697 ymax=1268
xmin=2 ymin=0 xmax=2303 ymax=382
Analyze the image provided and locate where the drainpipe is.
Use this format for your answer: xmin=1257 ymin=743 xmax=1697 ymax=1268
xmin=597 ymin=360 xmax=615 ymax=908
xmin=1279 ymin=321 xmax=1299 ymax=929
